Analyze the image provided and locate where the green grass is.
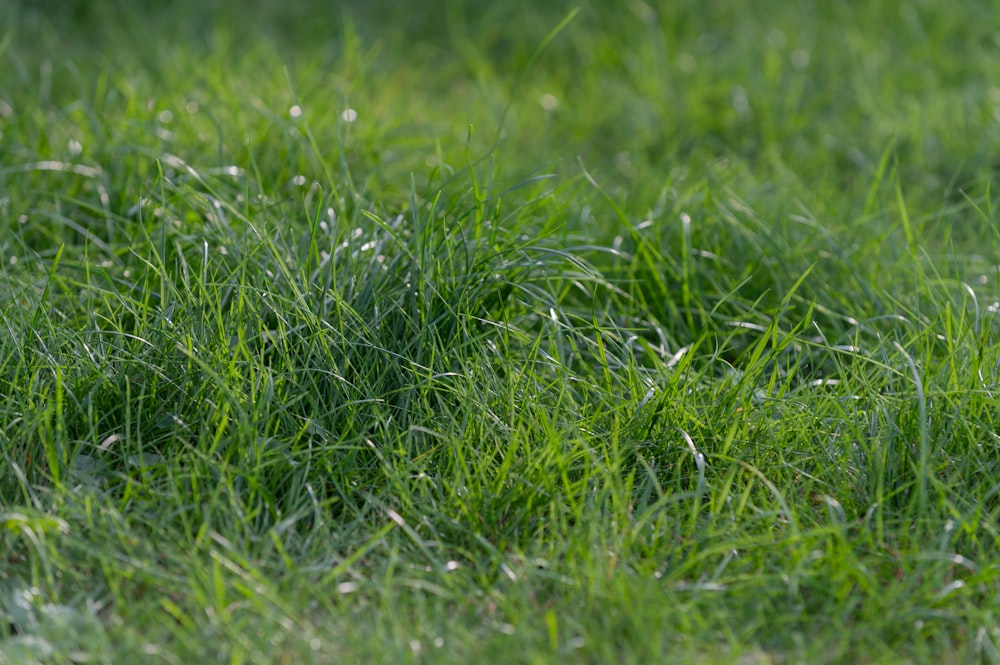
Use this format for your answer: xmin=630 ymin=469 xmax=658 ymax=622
xmin=3 ymin=1 xmax=1000 ymax=663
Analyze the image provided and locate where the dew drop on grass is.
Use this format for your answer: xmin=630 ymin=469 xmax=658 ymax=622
xmin=630 ymin=1 xmax=656 ymax=22
xmin=289 ymin=105 xmax=303 ymax=118
xmin=539 ymin=93 xmax=559 ymax=111
xmin=342 ymin=108 xmax=358 ymax=122
xmin=731 ymin=86 xmax=750 ymax=115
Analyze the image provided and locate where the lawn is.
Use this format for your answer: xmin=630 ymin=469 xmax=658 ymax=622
xmin=2 ymin=1 xmax=1000 ymax=663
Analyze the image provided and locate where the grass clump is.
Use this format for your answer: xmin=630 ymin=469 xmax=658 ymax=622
xmin=3 ymin=1 xmax=1000 ymax=663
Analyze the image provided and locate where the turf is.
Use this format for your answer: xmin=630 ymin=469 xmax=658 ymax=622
xmin=2 ymin=1 xmax=1000 ymax=663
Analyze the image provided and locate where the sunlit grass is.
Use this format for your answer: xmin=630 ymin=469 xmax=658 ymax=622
xmin=2 ymin=1 xmax=1000 ymax=663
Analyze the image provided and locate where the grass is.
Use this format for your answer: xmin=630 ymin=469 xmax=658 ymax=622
xmin=2 ymin=1 xmax=1000 ymax=662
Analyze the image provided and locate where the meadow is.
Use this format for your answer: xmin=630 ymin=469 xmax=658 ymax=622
xmin=2 ymin=1 xmax=1000 ymax=662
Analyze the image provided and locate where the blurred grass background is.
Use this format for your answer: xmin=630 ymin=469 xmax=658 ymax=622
xmin=10 ymin=0 xmax=1000 ymax=204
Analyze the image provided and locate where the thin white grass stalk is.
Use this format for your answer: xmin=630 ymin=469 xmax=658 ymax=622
xmin=894 ymin=340 xmax=929 ymax=519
